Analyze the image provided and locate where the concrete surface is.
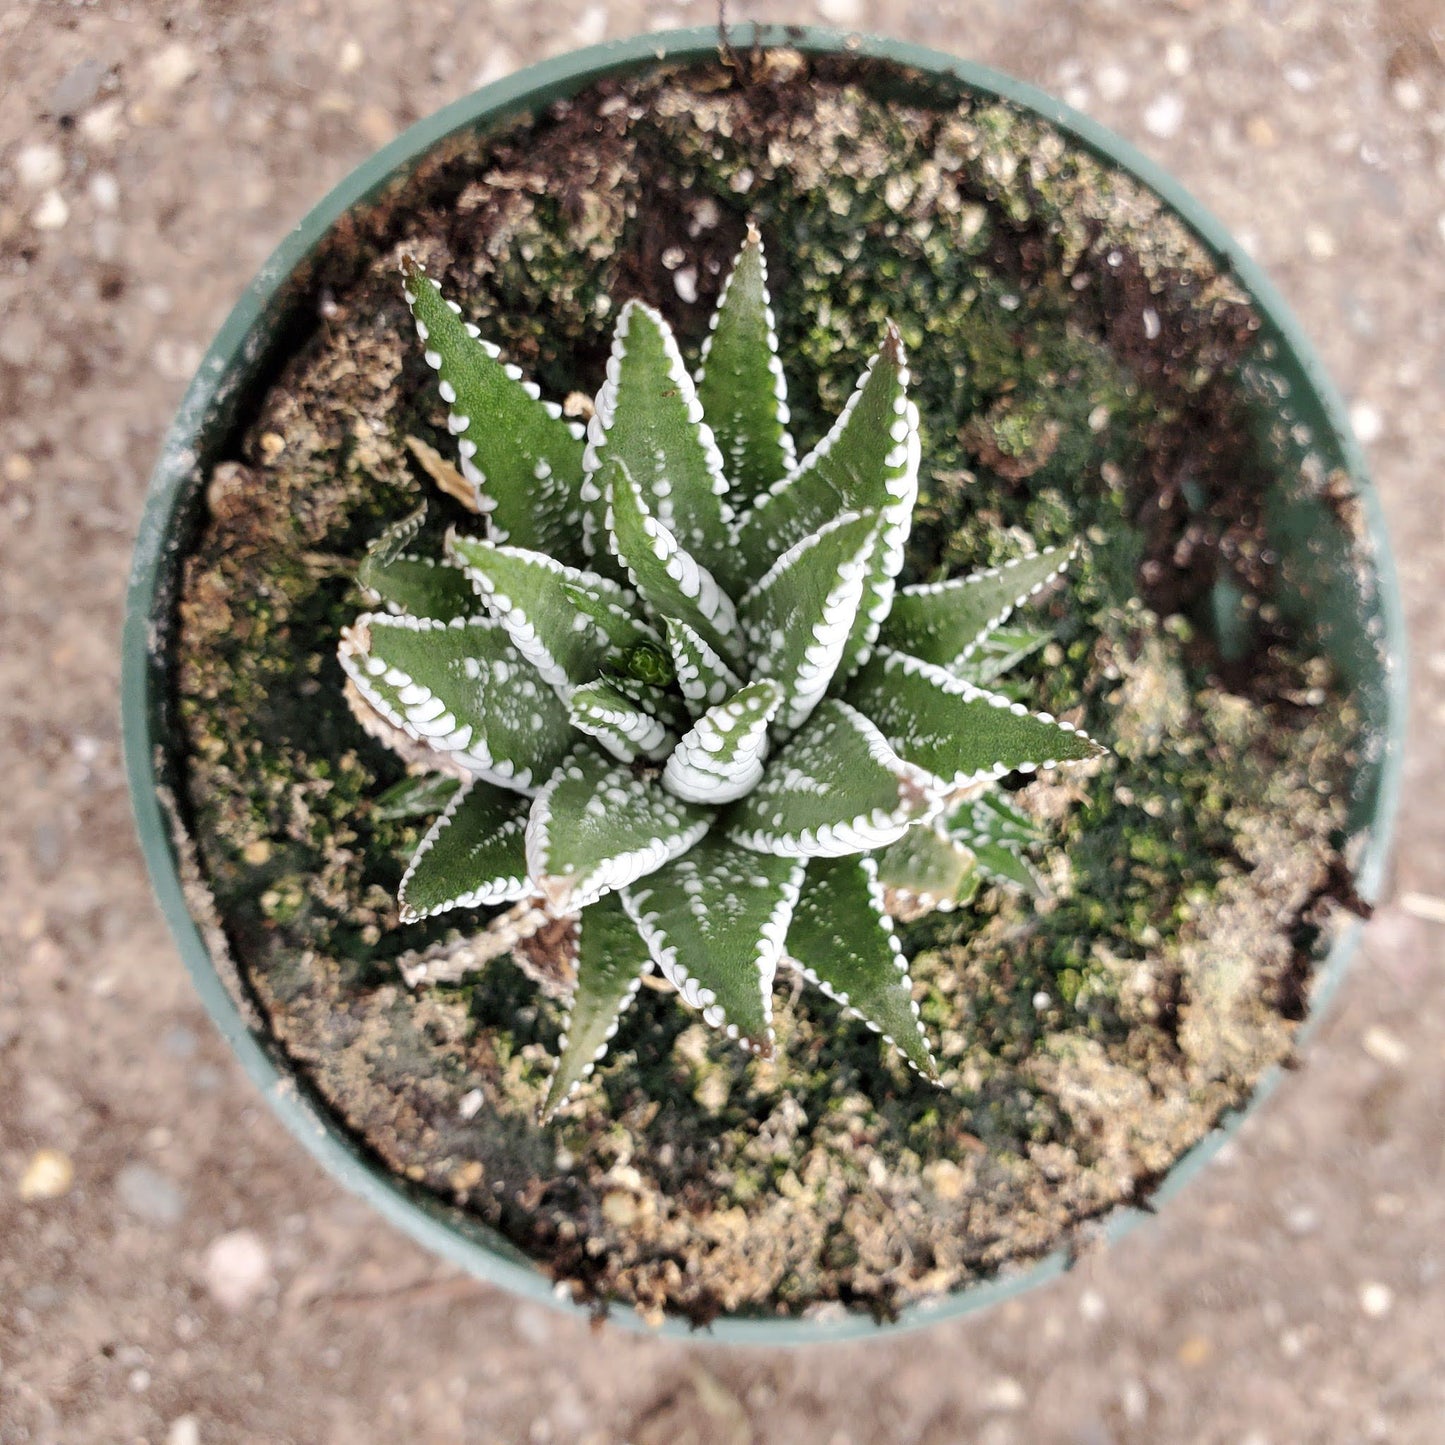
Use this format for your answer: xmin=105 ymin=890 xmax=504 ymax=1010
xmin=2 ymin=1 xmax=1442 ymax=1442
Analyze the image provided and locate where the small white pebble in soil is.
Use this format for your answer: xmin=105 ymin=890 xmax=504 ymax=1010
xmin=688 ymin=196 xmax=721 ymax=236
xmin=89 ymin=173 xmax=120 ymax=212
xmin=338 ymin=39 xmax=365 ymax=75
xmin=148 ymin=42 xmax=199 ymax=94
xmin=167 ymin=1417 xmax=201 ymax=1445
xmin=19 ymin=1148 xmax=74 ymax=1201
xmin=1391 ymin=77 xmax=1424 ymax=113
xmin=1303 ymin=225 xmax=1336 ymax=260
xmin=1283 ymin=64 xmax=1316 ymax=92
xmin=458 ymin=1088 xmax=483 ymax=1119
xmin=1119 ymin=1379 xmax=1149 ymax=1424
xmin=817 ymin=0 xmax=865 ymax=25
xmin=981 ymin=1377 xmax=1026 ymax=1412
xmin=1399 ymin=891 xmax=1445 ymax=924
xmin=1079 ymin=1288 xmax=1107 ymax=1322
xmin=471 ymin=47 xmax=518 ymax=89
xmin=572 ymin=5 xmax=607 ymax=45
xmin=1361 ymin=1024 xmax=1410 ymax=1067
xmin=1032 ymin=991 xmax=1051 ymax=1011
xmin=1143 ymin=93 xmax=1185 ymax=140
xmin=16 ymin=142 xmax=64 ymax=189
xmin=1164 ymin=42 xmax=1191 ymax=77
xmin=513 ymin=1303 xmax=553 ymax=1346
xmin=1359 ymin=1282 xmax=1394 ymax=1318
xmin=1350 ymin=401 xmax=1383 ymax=444
xmin=32 ymin=190 xmax=70 ymax=231
xmin=1284 ymin=1204 xmax=1319 ymax=1236
xmin=673 ymin=266 xmax=699 ymax=304
xmin=80 ymin=99 xmax=126 ymax=148
xmin=1088 ymin=404 xmax=1110 ymax=432
xmin=1142 ymin=307 xmax=1161 ymax=340
xmin=1095 ymin=64 xmax=1129 ymax=102
xmin=202 ymin=1228 xmax=272 ymax=1311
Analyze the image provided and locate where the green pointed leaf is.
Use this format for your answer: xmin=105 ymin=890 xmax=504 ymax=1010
xmin=881 ymin=544 xmax=1074 ymax=667
xmin=741 ymin=510 xmax=878 ymax=734
xmin=583 ymin=299 xmax=737 ymax=585
xmin=525 ymin=748 xmax=710 ymax=911
xmin=947 ymin=792 xmax=1046 ymax=898
xmin=727 ymin=699 xmax=942 ymax=858
xmin=602 ymin=670 xmax=692 ymax=735
xmin=447 ymin=533 xmax=653 ymax=697
xmin=948 ymin=791 xmax=1046 ymax=848
xmin=403 ymin=260 xmax=587 ymax=560
xmin=371 ymin=771 xmax=462 ymax=823
xmin=604 ymin=457 xmax=743 ymax=669
xmin=567 ymin=680 xmax=675 ymax=763
xmin=952 ymin=625 xmax=1052 ymax=686
xmin=541 ymin=895 xmax=653 ymax=1121
xmin=735 ymin=328 xmax=919 ymax=679
xmin=872 ymin=827 xmax=980 ymax=917
xmin=662 ymin=680 xmax=782 ymax=805
xmin=357 ymin=553 xmax=479 ymax=621
xmin=969 ymin=840 xmax=1044 ymax=897
xmin=364 ymin=503 xmax=427 ymax=566
xmin=786 ymin=855 xmax=937 ymax=1079
xmin=664 ymin=616 xmax=742 ymax=715
xmin=338 ymin=613 xmax=573 ymax=792
xmin=848 ymin=648 xmax=1106 ymax=789
xmin=398 ymin=779 xmax=532 ymax=921
xmin=696 ymin=223 xmax=796 ymax=511
xmin=356 ymin=506 xmax=477 ymax=620
xmin=623 ymin=838 xmax=803 ymax=1052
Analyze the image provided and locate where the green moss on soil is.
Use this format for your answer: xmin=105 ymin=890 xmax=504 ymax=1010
xmin=174 ymin=55 xmax=1369 ymax=1326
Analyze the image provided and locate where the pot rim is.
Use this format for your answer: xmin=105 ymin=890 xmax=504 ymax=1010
xmin=122 ymin=22 xmax=1408 ymax=1345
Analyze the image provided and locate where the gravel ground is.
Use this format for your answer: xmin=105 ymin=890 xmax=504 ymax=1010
xmin=2 ymin=2 xmax=1443 ymax=1443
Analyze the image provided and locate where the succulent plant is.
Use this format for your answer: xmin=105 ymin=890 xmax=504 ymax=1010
xmin=338 ymin=224 xmax=1105 ymax=1119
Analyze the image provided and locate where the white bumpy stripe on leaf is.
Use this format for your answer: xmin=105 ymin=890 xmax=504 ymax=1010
xmin=567 ymin=679 xmax=675 ymax=763
xmin=398 ymin=779 xmax=532 ymax=921
xmin=582 ymin=298 xmax=737 ymax=588
xmin=695 ymin=220 xmax=797 ymax=512
xmin=727 ymin=698 xmax=943 ymax=857
xmin=402 ymin=259 xmax=587 ymax=560
xmin=786 ymin=854 xmax=939 ymax=1078
xmin=741 ymin=510 xmax=878 ymax=735
xmin=623 ymin=838 xmax=804 ymax=1053
xmin=882 ymin=542 xmax=1076 ymax=668
xmin=664 ymin=615 xmax=743 ymax=714
xmin=848 ymin=647 xmax=1106 ymax=789
xmin=541 ymin=894 xmax=653 ymax=1121
xmin=525 ymin=747 xmax=711 ymax=911
xmin=734 ymin=325 xmax=919 ymax=681
xmin=604 ymin=457 xmax=744 ymax=670
xmin=337 ymin=613 xmax=573 ymax=793
xmin=662 ymin=679 xmax=782 ymax=804
xmin=448 ymin=532 xmax=653 ymax=699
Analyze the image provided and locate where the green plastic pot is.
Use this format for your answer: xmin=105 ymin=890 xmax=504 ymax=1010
xmin=122 ymin=23 xmax=1406 ymax=1343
